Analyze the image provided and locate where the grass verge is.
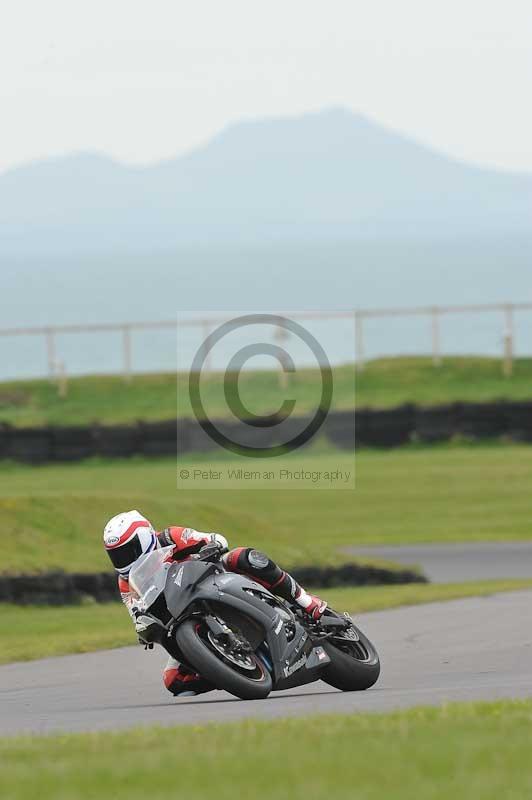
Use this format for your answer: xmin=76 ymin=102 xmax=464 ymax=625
xmin=1 ymin=699 xmax=532 ymax=799
xmin=318 ymin=579 xmax=532 ymax=615
xmin=1 ymin=356 xmax=532 ymax=427
xmin=2 ymin=580 xmax=530 ymax=665
xmin=1 ymin=442 xmax=532 ymax=574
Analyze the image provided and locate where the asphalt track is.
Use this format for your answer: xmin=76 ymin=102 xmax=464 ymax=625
xmin=345 ymin=541 xmax=532 ymax=583
xmin=2 ymin=590 xmax=531 ymax=736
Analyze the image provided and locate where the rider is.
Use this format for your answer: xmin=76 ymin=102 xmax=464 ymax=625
xmin=103 ymin=510 xmax=327 ymax=697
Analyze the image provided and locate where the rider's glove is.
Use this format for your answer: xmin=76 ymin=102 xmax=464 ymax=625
xmin=210 ymin=533 xmax=228 ymax=550
xmin=198 ymin=541 xmax=226 ymax=561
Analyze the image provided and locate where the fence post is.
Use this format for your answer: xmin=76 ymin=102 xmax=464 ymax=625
xmin=355 ymin=312 xmax=365 ymax=372
xmin=274 ymin=324 xmax=290 ymax=389
xmin=431 ymin=307 xmax=441 ymax=367
xmin=202 ymin=320 xmax=212 ymax=373
xmin=503 ymin=304 xmax=514 ymax=377
xmin=122 ymin=325 xmax=132 ymax=382
xmin=56 ymin=360 xmax=68 ymax=398
xmin=45 ymin=328 xmax=56 ymax=379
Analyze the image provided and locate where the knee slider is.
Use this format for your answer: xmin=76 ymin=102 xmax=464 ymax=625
xmin=246 ymin=549 xmax=270 ymax=570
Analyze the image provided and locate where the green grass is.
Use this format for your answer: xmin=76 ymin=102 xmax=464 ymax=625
xmin=321 ymin=580 xmax=532 ymax=615
xmin=1 ymin=442 xmax=531 ymax=575
xmin=0 ymin=603 xmax=133 ymax=664
xmin=1 ymin=700 xmax=532 ymax=799
xmin=1 ymin=356 xmax=532 ymax=427
xmin=2 ymin=580 xmax=531 ymax=665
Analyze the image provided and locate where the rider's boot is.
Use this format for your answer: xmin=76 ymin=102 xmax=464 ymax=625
xmin=163 ymin=658 xmax=214 ymax=697
xmin=293 ymin=589 xmax=328 ymax=620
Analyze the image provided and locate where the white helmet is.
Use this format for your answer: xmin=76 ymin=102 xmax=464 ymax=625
xmin=103 ymin=510 xmax=157 ymax=575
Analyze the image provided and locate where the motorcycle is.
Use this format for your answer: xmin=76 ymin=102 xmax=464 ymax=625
xmin=128 ymin=543 xmax=381 ymax=700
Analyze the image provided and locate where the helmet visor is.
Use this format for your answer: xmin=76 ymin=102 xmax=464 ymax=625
xmin=107 ymin=535 xmax=145 ymax=571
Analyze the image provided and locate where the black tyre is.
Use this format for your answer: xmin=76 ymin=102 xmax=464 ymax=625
xmin=175 ymin=619 xmax=272 ymax=700
xmin=321 ymin=624 xmax=380 ymax=691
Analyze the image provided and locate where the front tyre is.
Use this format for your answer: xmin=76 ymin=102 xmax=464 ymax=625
xmin=321 ymin=624 xmax=380 ymax=691
xmin=175 ymin=619 xmax=272 ymax=700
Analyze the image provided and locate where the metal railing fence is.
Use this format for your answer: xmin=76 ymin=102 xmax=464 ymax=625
xmin=0 ymin=302 xmax=529 ymax=381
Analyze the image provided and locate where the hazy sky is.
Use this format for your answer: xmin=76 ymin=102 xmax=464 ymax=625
xmin=1 ymin=0 xmax=531 ymax=175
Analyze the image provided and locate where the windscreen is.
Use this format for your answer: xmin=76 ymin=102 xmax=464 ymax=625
xmin=128 ymin=545 xmax=174 ymax=611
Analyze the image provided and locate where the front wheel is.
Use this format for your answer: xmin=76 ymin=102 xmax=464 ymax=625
xmin=321 ymin=623 xmax=380 ymax=691
xmin=175 ymin=619 xmax=272 ymax=700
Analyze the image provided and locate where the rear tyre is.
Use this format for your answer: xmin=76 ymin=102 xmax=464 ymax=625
xmin=321 ymin=624 xmax=380 ymax=691
xmin=175 ymin=619 xmax=272 ymax=701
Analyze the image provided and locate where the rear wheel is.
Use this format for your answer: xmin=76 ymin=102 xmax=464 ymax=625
xmin=321 ymin=623 xmax=380 ymax=691
xmin=175 ymin=619 xmax=272 ymax=700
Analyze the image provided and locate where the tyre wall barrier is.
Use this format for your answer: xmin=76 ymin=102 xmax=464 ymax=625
xmin=0 ymin=563 xmax=426 ymax=606
xmin=0 ymin=400 xmax=531 ymax=463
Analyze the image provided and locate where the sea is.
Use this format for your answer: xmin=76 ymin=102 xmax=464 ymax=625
xmin=1 ymin=237 xmax=530 ymax=380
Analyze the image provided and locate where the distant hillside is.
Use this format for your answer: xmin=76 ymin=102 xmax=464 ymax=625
xmin=0 ymin=108 xmax=530 ymax=252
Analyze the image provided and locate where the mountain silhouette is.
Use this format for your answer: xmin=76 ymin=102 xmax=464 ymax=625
xmin=1 ymin=108 xmax=529 ymax=252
